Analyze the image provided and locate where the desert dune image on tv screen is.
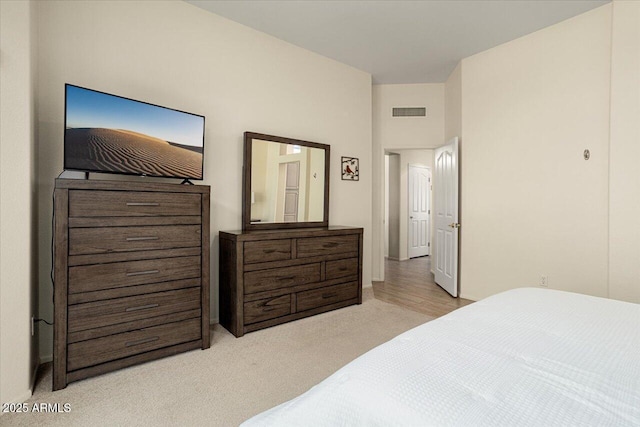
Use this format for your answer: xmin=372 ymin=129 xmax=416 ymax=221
xmin=65 ymin=85 xmax=204 ymax=179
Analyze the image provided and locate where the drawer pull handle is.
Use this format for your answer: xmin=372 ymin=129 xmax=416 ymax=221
xmin=126 ymin=236 xmax=159 ymax=241
xmin=126 ymin=270 xmax=159 ymax=277
xmin=125 ymin=303 xmax=159 ymax=312
xmin=126 ymin=202 xmax=159 ymax=207
xmin=125 ymin=336 xmax=159 ymax=347
xmin=339 ymin=267 xmax=348 ymax=271
xmin=262 ymin=307 xmax=278 ymax=312
xmin=322 ymin=292 xmax=338 ymax=299
xmin=323 ymin=242 xmax=339 ymax=248
xmin=263 ymin=249 xmax=276 ymax=254
xmin=277 ymin=276 xmax=294 ymax=281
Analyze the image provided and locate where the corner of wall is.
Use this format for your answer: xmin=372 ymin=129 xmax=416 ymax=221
xmin=30 ymin=0 xmax=41 ymax=394
xmin=608 ymin=0 xmax=640 ymax=303
xmin=0 ymin=0 xmax=38 ymax=405
xmin=444 ymin=61 xmax=462 ymax=142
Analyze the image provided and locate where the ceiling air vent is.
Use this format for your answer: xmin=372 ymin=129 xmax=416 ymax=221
xmin=392 ymin=107 xmax=426 ymax=117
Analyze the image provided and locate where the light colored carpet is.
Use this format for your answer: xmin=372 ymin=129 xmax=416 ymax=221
xmin=3 ymin=289 xmax=432 ymax=426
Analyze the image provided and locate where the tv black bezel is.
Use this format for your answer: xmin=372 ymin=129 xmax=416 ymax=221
xmin=64 ymin=83 xmax=205 ymax=181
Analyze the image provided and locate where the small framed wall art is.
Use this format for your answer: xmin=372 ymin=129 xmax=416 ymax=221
xmin=341 ymin=156 xmax=359 ymax=181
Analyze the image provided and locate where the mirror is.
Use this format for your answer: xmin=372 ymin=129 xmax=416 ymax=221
xmin=243 ymin=132 xmax=330 ymax=230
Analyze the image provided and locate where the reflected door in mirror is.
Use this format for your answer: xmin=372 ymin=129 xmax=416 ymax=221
xmin=250 ymin=140 xmax=325 ymax=224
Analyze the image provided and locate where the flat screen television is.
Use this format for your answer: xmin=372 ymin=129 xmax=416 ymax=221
xmin=64 ymin=84 xmax=205 ymax=180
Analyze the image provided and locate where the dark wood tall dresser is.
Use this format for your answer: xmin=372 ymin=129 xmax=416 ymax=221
xmin=53 ymin=179 xmax=210 ymax=390
xmin=219 ymin=226 xmax=363 ymax=337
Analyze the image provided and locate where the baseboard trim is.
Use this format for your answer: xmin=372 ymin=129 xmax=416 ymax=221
xmin=39 ymin=354 xmax=52 ymax=364
xmin=386 ymin=256 xmax=400 ymax=261
xmin=362 ymin=282 xmax=372 ymax=289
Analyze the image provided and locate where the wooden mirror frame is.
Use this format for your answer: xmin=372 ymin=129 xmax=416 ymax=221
xmin=243 ymin=132 xmax=330 ymax=231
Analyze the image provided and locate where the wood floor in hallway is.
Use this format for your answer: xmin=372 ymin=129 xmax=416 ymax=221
xmin=372 ymin=257 xmax=473 ymax=318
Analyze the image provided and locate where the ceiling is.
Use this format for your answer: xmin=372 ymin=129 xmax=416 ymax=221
xmin=186 ymin=0 xmax=609 ymax=84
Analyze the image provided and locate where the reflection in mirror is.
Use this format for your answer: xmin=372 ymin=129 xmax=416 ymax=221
xmin=250 ymin=140 xmax=325 ymax=224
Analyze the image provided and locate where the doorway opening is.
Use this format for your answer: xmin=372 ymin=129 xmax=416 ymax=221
xmin=376 ymin=140 xmax=461 ymax=307
xmin=384 ymin=150 xmax=432 ymax=262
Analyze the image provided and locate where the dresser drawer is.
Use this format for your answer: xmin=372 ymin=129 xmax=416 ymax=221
xmin=296 ymin=282 xmax=358 ymax=312
xmin=244 ymin=264 xmax=320 ymax=294
xmin=326 ymin=258 xmax=359 ymax=281
xmin=296 ymin=235 xmax=359 ymax=258
xmin=67 ymin=318 xmax=201 ymax=371
xmin=244 ymin=294 xmax=291 ymax=325
xmin=69 ymin=225 xmax=201 ymax=255
xmin=69 ymin=190 xmax=201 ymax=217
xmin=244 ymin=239 xmax=291 ymax=264
xmin=68 ymin=256 xmax=201 ymax=294
xmin=68 ymin=287 xmax=200 ymax=333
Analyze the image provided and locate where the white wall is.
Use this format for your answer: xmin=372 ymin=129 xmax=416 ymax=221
xmin=250 ymin=140 xmax=269 ymax=221
xmin=307 ymin=148 xmax=326 ymax=221
xmin=372 ymin=84 xmax=444 ymax=279
xmin=373 ymin=85 xmax=445 ymax=149
xmin=444 ymin=62 xmax=462 ymax=142
xmin=608 ymin=0 xmax=640 ymax=303
xmin=459 ymin=5 xmax=612 ymax=300
xmin=36 ymin=0 xmax=372 ymax=361
xmin=387 ymin=154 xmax=401 ymax=260
xmin=0 ymin=0 xmax=39 ymax=405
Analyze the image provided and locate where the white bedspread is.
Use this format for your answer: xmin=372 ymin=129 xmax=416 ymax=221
xmin=243 ymin=288 xmax=640 ymax=426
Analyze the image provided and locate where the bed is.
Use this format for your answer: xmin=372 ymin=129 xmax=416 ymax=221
xmin=242 ymin=288 xmax=640 ymax=426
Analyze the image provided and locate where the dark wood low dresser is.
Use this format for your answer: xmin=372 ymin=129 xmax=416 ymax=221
xmin=219 ymin=227 xmax=363 ymax=337
xmin=53 ymin=179 xmax=210 ymax=390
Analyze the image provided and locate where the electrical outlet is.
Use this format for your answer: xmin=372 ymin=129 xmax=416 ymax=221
xmin=540 ymin=275 xmax=549 ymax=288
xmin=31 ymin=316 xmax=35 ymax=336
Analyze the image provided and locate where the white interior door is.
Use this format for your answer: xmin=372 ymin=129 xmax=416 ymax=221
xmin=434 ymin=137 xmax=459 ymax=297
xmin=408 ymin=165 xmax=430 ymax=258
xmin=283 ymin=162 xmax=300 ymax=222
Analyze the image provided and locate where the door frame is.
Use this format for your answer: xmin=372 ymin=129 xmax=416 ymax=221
xmin=376 ymin=148 xmax=437 ymax=281
xmin=407 ymin=164 xmax=431 ymax=258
